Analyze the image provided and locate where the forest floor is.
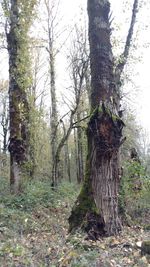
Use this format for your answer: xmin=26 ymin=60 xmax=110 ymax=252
xmin=0 ymin=179 xmax=150 ymax=267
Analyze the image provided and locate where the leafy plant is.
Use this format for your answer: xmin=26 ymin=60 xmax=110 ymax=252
xmin=119 ymin=160 xmax=150 ymax=223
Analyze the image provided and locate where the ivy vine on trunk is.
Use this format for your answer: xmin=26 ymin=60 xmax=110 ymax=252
xmin=3 ymin=0 xmax=37 ymax=193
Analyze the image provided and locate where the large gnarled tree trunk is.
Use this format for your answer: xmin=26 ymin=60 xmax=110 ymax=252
xmin=69 ymin=0 xmax=124 ymax=237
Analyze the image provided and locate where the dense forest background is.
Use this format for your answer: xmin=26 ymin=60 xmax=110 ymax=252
xmin=0 ymin=0 xmax=150 ymax=266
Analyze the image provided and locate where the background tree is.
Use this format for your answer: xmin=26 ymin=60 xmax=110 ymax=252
xmin=27 ymin=44 xmax=50 ymax=179
xmin=3 ymin=0 xmax=37 ymax=193
xmin=0 ymin=80 xmax=9 ymax=154
xmin=49 ymin=23 xmax=89 ymax=186
xmin=40 ymin=0 xmax=64 ymax=185
xmin=68 ymin=25 xmax=89 ymax=183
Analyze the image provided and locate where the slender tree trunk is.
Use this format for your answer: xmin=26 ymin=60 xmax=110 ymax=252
xmin=85 ymin=71 xmax=91 ymax=104
xmin=29 ymin=122 xmax=37 ymax=179
xmin=62 ymin=121 xmax=71 ymax=182
xmin=69 ymin=0 xmax=124 ymax=238
xmin=49 ymin=48 xmax=58 ymax=186
xmin=76 ymin=112 xmax=84 ymax=184
xmin=64 ymin=141 xmax=71 ymax=182
xmin=1 ymin=95 xmax=9 ymax=154
xmin=74 ymin=93 xmax=84 ymax=184
xmin=66 ymin=141 xmax=71 ymax=183
xmin=74 ymin=128 xmax=79 ymax=183
xmin=2 ymin=120 xmax=8 ymax=155
xmin=3 ymin=129 xmax=8 ymax=154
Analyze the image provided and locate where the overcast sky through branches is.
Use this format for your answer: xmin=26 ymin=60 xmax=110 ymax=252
xmin=0 ymin=0 xmax=150 ymax=135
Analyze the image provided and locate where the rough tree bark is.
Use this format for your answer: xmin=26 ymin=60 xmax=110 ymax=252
xmin=5 ymin=0 xmax=36 ymax=193
xmin=69 ymin=0 xmax=125 ymax=238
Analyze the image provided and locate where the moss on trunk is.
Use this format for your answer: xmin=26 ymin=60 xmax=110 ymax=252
xmin=69 ymin=164 xmax=106 ymax=239
xmin=69 ymin=119 xmax=100 ymax=231
xmin=69 ymin=105 xmax=123 ymax=238
xmin=69 ymin=163 xmax=97 ymax=230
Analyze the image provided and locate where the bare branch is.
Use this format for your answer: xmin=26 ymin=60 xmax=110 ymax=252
xmin=115 ymin=0 xmax=139 ymax=79
xmin=51 ymin=111 xmax=70 ymax=144
xmin=72 ymin=115 xmax=90 ymax=126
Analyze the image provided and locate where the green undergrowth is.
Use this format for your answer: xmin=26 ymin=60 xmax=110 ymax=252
xmin=0 ymin=178 xmax=81 ymax=266
xmin=119 ymin=161 xmax=150 ymax=226
xmin=0 ymin=177 xmax=150 ymax=266
xmin=0 ymin=178 xmax=103 ymax=266
xmin=0 ymin=179 xmax=77 ymax=211
xmin=0 ymin=179 xmax=79 ymax=234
